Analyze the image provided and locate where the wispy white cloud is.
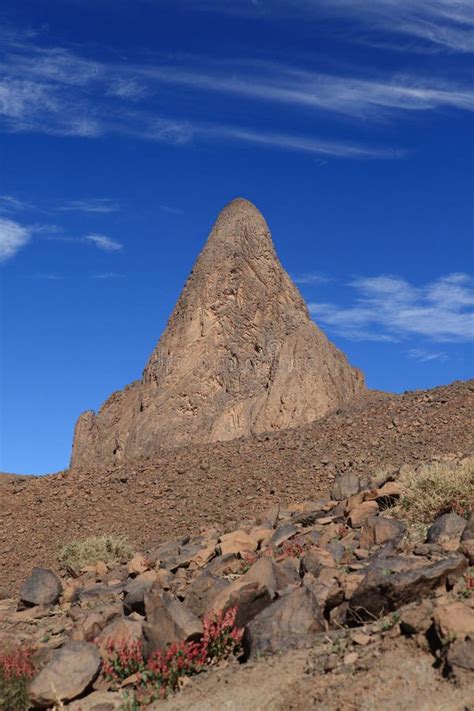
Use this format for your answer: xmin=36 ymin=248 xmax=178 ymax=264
xmin=159 ymin=205 xmax=184 ymax=215
xmin=85 ymin=233 xmax=122 ymax=251
xmin=0 ymin=216 xmax=32 ymax=261
xmin=293 ymin=272 xmax=331 ymax=285
xmin=309 ymin=273 xmax=474 ymax=342
xmin=0 ymin=32 xmax=471 ymax=156
xmin=407 ymin=348 xmax=448 ymax=362
xmin=56 ymin=198 xmax=120 ymax=214
xmin=32 ymin=273 xmax=64 ymax=280
xmin=0 ymin=194 xmax=33 ymax=212
xmin=91 ymin=272 xmax=126 ymax=279
xmin=186 ymin=0 xmax=474 ymax=53
xmin=208 ymin=126 xmax=404 ymax=158
xmin=136 ymin=62 xmax=474 ymax=119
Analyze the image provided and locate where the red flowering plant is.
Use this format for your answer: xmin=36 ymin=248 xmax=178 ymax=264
xmin=276 ymin=539 xmax=305 ymax=560
xmin=99 ymin=606 xmax=243 ymax=702
xmin=0 ymin=645 xmax=35 ymax=711
xmin=102 ymin=639 xmax=145 ymax=687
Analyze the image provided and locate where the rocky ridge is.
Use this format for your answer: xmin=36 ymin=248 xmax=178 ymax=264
xmin=1 ymin=379 xmax=472 ymax=597
xmin=71 ymin=198 xmax=364 ymax=469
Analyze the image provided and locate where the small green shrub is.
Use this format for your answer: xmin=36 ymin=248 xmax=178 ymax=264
xmin=0 ymin=646 xmax=35 ymax=711
xmin=397 ymin=458 xmax=474 ymax=524
xmin=59 ymin=535 xmax=133 ymax=570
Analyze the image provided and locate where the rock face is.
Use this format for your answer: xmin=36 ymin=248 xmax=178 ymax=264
xmin=71 ymin=197 xmax=365 ymax=468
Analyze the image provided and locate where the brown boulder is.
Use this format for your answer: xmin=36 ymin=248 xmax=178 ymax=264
xmin=29 ymin=641 xmax=101 ymax=708
xmin=360 ymin=516 xmax=406 ymax=548
xmin=19 ymin=568 xmax=62 ymax=608
xmin=143 ymin=587 xmax=202 ymax=654
xmin=349 ymin=554 xmax=468 ymax=620
xmin=245 ymin=587 xmax=325 ymax=657
xmin=209 ymin=579 xmax=272 ymax=628
xmin=434 ymin=601 xmax=474 ymax=641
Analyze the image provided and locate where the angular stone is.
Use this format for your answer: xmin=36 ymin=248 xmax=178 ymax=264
xmin=399 ymin=599 xmax=434 ymax=636
xmin=245 ymin=587 xmax=325 ymax=657
xmin=301 ymin=548 xmax=335 ymax=577
xmin=433 ymin=601 xmax=474 ymax=641
xmin=123 ymin=570 xmax=157 ymax=615
xmin=360 ymin=516 xmax=406 ymax=548
xmin=332 ymin=472 xmax=360 ymax=501
xmin=269 ymin=524 xmax=298 ymax=548
xmin=128 ymin=553 xmax=150 ymax=577
xmin=71 ymin=602 xmax=122 ymax=642
xmin=349 ymin=554 xmax=468 ymax=620
xmin=29 ymin=641 xmax=101 ymax=707
xmin=185 ymin=571 xmax=229 ymax=618
xmin=218 ymin=530 xmax=257 ymax=557
xmin=143 ymin=587 xmax=202 ymax=654
xmin=427 ymin=513 xmax=467 ymax=549
xmin=205 ymin=553 xmax=242 ymax=577
xmin=461 ymin=511 xmax=474 ymax=541
xmin=347 ymin=501 xmax=379 ymax=528
xmin=19 ymin=568 xmax=63 ymax=608
xmin=240 ymin=556 xmax=296 ymax=599
xmin=70 ymin=198 xmax=364 ymax=469
xmin=447 ymin=637 xmax=474 ymax=671
xmin=96 ymin=617 xmax=144 ymax=660
xmin=209 ymin=579 xmax=272 ymax=628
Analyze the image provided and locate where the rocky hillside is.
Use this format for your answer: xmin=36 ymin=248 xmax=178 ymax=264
xmin=1 ymin=379 xmax=472 ymax=597
xmin=1 ymin=452 xmax=473 ymax=709
xmin=71 ymin=198 xmax=364 ymax=470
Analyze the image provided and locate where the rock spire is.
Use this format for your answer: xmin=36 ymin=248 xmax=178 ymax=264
xmin=71 ymin=198 xmax=365 ymax=468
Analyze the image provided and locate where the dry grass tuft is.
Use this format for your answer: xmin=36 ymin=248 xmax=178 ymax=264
xmin=397 ymin=457 xmax=474 ymax=524
xmin=58 ymin=535 xmax=133 ymax=570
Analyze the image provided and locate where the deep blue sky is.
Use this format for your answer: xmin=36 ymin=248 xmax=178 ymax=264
xmin=0 ymin=0 xmax=473 ymax=474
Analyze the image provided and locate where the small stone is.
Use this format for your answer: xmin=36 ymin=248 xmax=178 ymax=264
xmin=347 ymin=501 xmax=379 ymax=528
xmin=352 ymin=632 xmax=371 ymax=646
xmin=332 ymin=472 xmax=360 ymax=501
xmin=344 ymin=651 xmax=358 ymax=665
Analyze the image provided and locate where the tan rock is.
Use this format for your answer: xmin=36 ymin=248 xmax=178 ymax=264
xmin=29 ymin=641 xmax=101 ymax=708
xmin=218 ymin=530 xmax=257 ymax=557
xmin=143 ymin=587 xmax=202 ymax=654
xmin=434 ymin=601 xmax=474 ymax=641
xmin=348 ymin=501 xmax=379 ymax=528
xmin=209 ymin=578 xmax=272 ymax=628
xmin=128 ymin=552 xmax=150 ymax=576
xmin=70 ymin=198 xmax=365 ymax=469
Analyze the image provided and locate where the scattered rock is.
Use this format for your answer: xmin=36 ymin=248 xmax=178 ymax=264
xmin=210 ymin=579 xmax=272 ymax=628
xmin=29 ymin=641 xmax=101 ymax=708
xmin=433 ymin=601 xmax=474 ymax=641
xmin=143 ymin=587 xmax=202 ymax=654
xmin=19 ymin=568 xmax=62 ymax=608
xmin=360 ymin=516 xmax=406 ymax=548
xmin=349 ymin=555 xmax=468 ymax=619
xmin=332 ymin=472 xmax=360 ymax=501
xmin=245 ymin=587 xmax=325 ymax=657
xmin=348 ymin=501 xmax=379 ymax=528
xmin=427 ymin=513 xmax=467 ymax=550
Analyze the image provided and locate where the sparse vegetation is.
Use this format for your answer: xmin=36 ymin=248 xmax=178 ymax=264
xmin=102 ymin=607 xmax=243 ymax=704
xmin=59 ymin=535 xmax=133 ymax=570
xmin=0 ymin=645 xmax=35 ymax=711
xmin=397 ymin=458 xmax=474 ymax=523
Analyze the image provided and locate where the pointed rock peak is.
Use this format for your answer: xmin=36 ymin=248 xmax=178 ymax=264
xmin=70 ymin=200 xmax=365 ymax=470
xmin=199 ymin=197 xmax=272 ymax=259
